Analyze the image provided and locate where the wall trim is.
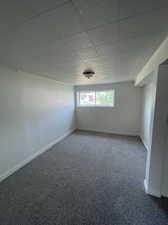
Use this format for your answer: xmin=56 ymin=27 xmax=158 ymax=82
xmin=140 ymin=136 xmax=149 ymax=151
xmin=77 ymin=128 xmax=139 ymax=137
xmin=162 ymin=192 xmax=168 ymax=198
xmin=144 ymin=179 xmax=161 ymax=198
xmin=0 ymin=128 xmax=76 ymax=183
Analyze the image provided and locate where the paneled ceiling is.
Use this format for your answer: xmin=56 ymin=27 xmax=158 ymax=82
xmin=0 ymin=0 xmax=168 ymax=84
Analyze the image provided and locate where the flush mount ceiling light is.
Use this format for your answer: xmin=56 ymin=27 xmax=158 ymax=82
xmin=83 ymin=69 xmax=95 ymax=79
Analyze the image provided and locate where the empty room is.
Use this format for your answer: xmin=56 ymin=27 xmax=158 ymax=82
xmin=0 ymin=0 xmax=168 ymax=224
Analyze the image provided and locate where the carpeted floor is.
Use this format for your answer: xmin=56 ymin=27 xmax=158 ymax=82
xmin=0 ymin=130 xmax=168 ymax=225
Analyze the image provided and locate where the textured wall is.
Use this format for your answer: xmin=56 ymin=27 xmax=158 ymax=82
xmin=76 ymin=82 xmax=141 ymax=136
xmin=0 ymin=66 xmax=76 ymax=180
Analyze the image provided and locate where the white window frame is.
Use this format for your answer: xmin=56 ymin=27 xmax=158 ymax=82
xmin=77 ymin=89 xmax=115 ymax=107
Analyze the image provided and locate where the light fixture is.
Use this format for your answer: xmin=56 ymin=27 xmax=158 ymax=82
xmin=83 ymin=69 xmax=95 ymax=79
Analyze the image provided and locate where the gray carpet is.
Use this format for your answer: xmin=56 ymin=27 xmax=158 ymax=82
xmin=0 ymin=130 xmax=168 ymax=225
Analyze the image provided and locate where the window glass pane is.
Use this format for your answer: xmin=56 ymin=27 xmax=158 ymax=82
xmin=80 ymin=92 xmax=95 ymax=105
xmin=96 ymin=90 xmax=114 ymax=106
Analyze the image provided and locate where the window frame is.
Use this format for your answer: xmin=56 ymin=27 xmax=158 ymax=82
xmin=77 ymin=89 xmax=115 ymax=108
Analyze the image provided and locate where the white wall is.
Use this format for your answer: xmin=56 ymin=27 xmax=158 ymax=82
xmin=162 ymin=124 xmax=168 ymax=197
xmin=0 ymin=66 xmax=76 ymax=182
xmin=142 ymin=65 xmax=168 ymax=197
xmin=157 ymin=65 xmax=168 ymax=197
xmin=147 ymin=65 xmax=168 ymax=197
xmin=76 ymin=82 xmax=141 ymax=136
xmin=140 ymin=71 xmax=158 ymax=151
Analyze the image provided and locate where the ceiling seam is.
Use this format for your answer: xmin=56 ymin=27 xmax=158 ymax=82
xmin=79 ymin=5 xmax=168 ymax=34
xmin=70 ymin=0 xmax=100 ymax=63
xmin=8 ymin=2 xmax=168 ymax=48
xmin=10 ymin=1 xmax=168 ymax=39
xmin=12 ymin=0 xmax=71 ymax=28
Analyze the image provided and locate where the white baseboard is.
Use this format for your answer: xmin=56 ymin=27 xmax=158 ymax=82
xmin=0 ymin=128 xmax=75 ymax=183
xmin=144 ymin=179 xmax=161 ymax=198
xmin=77 ymin=128 xmax=139 ymax=137
xmin=161 ymin=187 xmax=168 ymax=198
xmin=162 ymin=192 xmax=168 ymax=198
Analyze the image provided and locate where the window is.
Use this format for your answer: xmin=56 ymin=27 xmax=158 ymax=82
xmin=78 ymin=90 xmax=115 ymax=107
xmin=79 ymin=92 xmax=95 ymax=106
xmin=96 ymin=90 xmax=114 ymax=106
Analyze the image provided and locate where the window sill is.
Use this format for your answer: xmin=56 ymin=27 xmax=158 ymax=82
xmin=77 ymin=105 xmax=114 ymax=108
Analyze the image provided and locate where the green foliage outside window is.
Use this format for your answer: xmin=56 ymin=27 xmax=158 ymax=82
xmin=79 ymin=90 xmax=114 ymax=106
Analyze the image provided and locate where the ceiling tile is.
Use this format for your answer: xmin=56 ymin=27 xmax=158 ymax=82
xmin=119 ymin=8 xmax=168 ymax=39
xmin=46 ymin=33 xmax=94 ymax=57
xmin=7 ymin=32 xmax=93 ymax=61
xmin=96 ymin=44 xmax=119 ymax=60
xmin=15 ymin=3 xmax=83 ymax=45
xmin=60 ymin=32 xmax=93 ymax=51
xmin=119 ymin=0 xmax=168 ymax=19
xmin=76 ymin=47 xmax=98 ymax=61
xmin=0 ymin=0 xmax=68 ymax=30
xmin=72 ymin=0 xmax=118 ymax=30
xmin=0 ymin=0 xmax=167 ymax=85
xmin=29 ymin=0 xmax=68 ymax=14
xmin=87 ymin=22 xmax=119 ymax=46
xmin=4 ymin=48 xmax=83 ymax=70
xmin=0 ymin=1 xmax=34 ymax=30
xmin=119 ymin=33 xmax=166 ymax=55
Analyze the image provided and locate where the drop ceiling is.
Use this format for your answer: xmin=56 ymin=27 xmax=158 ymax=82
xmin=0 ymin=0 xmax=168 ymax=85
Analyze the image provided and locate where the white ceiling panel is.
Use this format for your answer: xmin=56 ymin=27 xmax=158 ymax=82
xmin=76 ymin=47 xmax=98 ymax=61
xmin=119 ymin=0 xmax=168 ymax=19
xmin=0 ymin=0 xmax=168 ymax=85
xmin=96 ymin=44 xmax=119 ymax=60
xmin=87 ymin=22 xmax=119 ymax=46
xmin=58 ymin=32 xmax=93 ymax=51
xmin=0 ymin=1 xmax=34 ymax=28
xmin=119 ymin=8 xmax=168 ymax=39
xmin=14 ymin=3 xmax=83 ymax=45
xmin=29 ymin=0 xmax=68 ymax=14
xmin=3 ymin=47 xmax=83 ymax=71
xmin=72 ymin=0 xmax=118 ymax=29
xmin=0 ymin=0 xmax=68 ymax=30
xmin=118 ymin=34 xmax=165 ymax=57
xmin=7 ymin=32 xmax=94 ymax=62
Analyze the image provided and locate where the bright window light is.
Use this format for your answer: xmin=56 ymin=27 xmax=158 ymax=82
xmin=78 ymin=90 xmax=115 ymax=107
xmin=79 ymin=92 xmax=95 ymax=106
